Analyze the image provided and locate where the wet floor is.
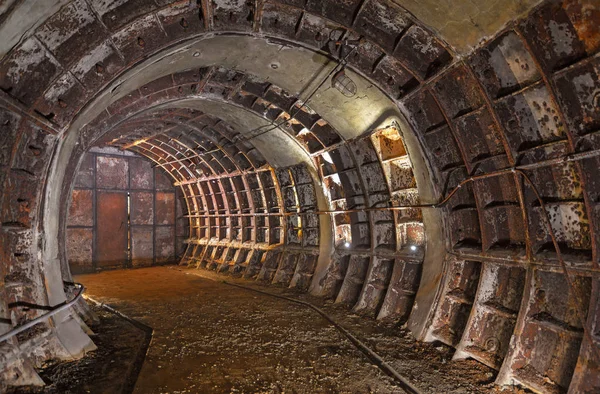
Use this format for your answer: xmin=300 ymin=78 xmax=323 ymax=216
xmin=76 ymin=266 xmax=523 ymax=394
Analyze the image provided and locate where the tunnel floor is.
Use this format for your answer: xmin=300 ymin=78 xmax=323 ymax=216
xmin=74 ymin=266 xmax=527 ymax=394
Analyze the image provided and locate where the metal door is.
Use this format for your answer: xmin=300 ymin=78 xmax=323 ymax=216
xmin=96 ymin=191 xmax=128 ymax=267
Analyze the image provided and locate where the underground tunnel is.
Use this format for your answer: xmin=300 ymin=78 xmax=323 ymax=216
xmin=0 ymin=0 xmax=599 ymax=392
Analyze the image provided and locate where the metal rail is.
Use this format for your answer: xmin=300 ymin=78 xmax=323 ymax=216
xmin=222 ymin=280 xmax=423 ymax=394
xmin=0 ymin=283 xmax=85 ymax=344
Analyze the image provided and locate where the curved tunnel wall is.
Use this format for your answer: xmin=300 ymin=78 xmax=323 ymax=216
xmin=0 ymin=1 xmax=599 ymax=392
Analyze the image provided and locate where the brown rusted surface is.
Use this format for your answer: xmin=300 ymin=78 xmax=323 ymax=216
xmin=66 ymin=227 xmax=93 ymax=273
xmin=1 ymin=0 xmax=600 ymax=392
xmin=155 ymin=192 xmax=175 ymax=225
xmin=130 ymin=191 xmax=154 ymax=225
xmin=131 ymin=227 xmax=154 ymax=267
xmin=96 ymin=191 xmax=128 ymax=268
xmin=67 ymin=150 xmax=179 ymax=273
xmin=155 ymin=226 xmax=176 ymax=264
xmin=129 ymin=157 xmax=154 ymax=189
xmin=67 ymin=189 xmax=93 ymax=227
xmin=96 ymin=156 xmax=129 ymax=189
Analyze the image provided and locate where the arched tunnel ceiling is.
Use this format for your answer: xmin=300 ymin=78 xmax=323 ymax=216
xmin=0 ymin=0 xmax=545 ymax=58
xmin=0 ymin=1 xmax=599 ymax=393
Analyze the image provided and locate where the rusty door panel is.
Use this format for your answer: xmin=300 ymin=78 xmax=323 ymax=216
xmin=131 ymin=227 xmax=153 ymax=267
xmin=131 ymin=191 xmax=154 ymax=225
xmin=129 ymin=157 xmax=154 ymax=189
xmin=155 ymin=168 xmax=173 ymax=190
xmin=96 ymin=156 xmax=128 ymax=189
xmin=155 ymin=226 xmax=175 ymax=263
xmin=156 ymin=192 xmax=175 ymax=225
xmin=96 ymin=191 xmax=128 ymax=267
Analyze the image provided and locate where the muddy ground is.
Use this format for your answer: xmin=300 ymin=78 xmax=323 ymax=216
xmin=63 ymin=265 xmax=529 ymax=394
xmin=8 ymin=305 xmax=148 ymax=394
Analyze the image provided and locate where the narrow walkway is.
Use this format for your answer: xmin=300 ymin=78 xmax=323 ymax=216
xmin=76 ymin=266 xmax=513 ymax=394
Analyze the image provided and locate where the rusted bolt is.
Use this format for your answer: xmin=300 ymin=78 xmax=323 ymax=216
xmin=180 ymin=18 xmax=189 ymax=28
xmin=137 ymin=37 xmax=145 ymax=48
xmin=270 ymin=62 xmax=279 ymax=70
xmin=58 ymin=99 xmax=67 ymax=108
xmin=95 ymin=63 xmax=104 ymax=74
xmin=484 ymin=337 xmax=500 ymax=352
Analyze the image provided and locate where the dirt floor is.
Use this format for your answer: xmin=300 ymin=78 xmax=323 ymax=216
xmin=68 ymin=265 xmax=529 ymax=394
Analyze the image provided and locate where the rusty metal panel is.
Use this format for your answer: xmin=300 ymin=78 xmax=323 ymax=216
xmin=154 ymin=168 xmax=173 ymax=190
xmin=452 ymin=108 xmax=506 ymax=166
xmin=454 ymin=264 xmax=526 ymax=369
xmin=131 ymin=227 xmax=153 ymax=267
xmin=519 ymin=0 xmax=593 ymax=72
xmin=473 ymin=175 xmax=525 ymax=250
xmin=0 ymin=37 xmax=62 ymax=107
xmin=0 ymin=108 xmax=20 ymax=167
xmin=377 ymin=260 xmax=421 ymax=322
xmin=553 ymin=57 xmax=600 ymax=138
xmin=422 ymin=125 xmax=464 ymax=173
xmin=3 ymin=169 xmax=42 ymax=229
xmin=394 ymin=25 xmax=452 ymax=80
xmin=157 ymin=2 xmax=204 ymax=41
xmin=403 ymin=89 xmax=446 ymax=135
xmin=131 ymin=191 xmax=153 ymax=225
xmin=429 ymin=259 xmax=482 ymax=346
xmin=66 ymin=227 xmax=93 ymax=273
xmin=96 ymin=191 xmax=127 ymax=267
xmin=494 ymin=84 xmax=566 ymax=158
xmin=155 ymin=192 xmax=175 ymax=225
xmin=67 ymin=189 xmax=93 ymax=226
xmin=497 ymin=269 xmax=592 ymax=392
xmin=289 ymin=254 xmax=318 ymax=292
xmin=74 ymin=153 xmax=95 ymax=188
xmin=432 ymin=65 xmax=485 ymax=119
xmin=155 ymin=226 xmax=175 ymax=264
xmin=568 ymin=277 xmax=600 ymax=393
xmin=12 ymin=120 xmax=56 ymax=176
xmin=335 ymin=255 xmax=370 ymax=306
xmin=34 ymin=73 xmax=88 ymax=126
xmin=318 ymin=254 xmax=350 ymax=299
xmin=353 ymin=0 xmax=411 ymax=53
xmin=272 ymin=253 xmax=298 ymax=286
xmin=373 ymin=221 xmax=395 ymax=251
xmin=468 ymin=31 xmax=541 ymax=99
xmin=449 ymin=209 xmax=482 ymax=249
xmin=129 ymin=157 xmax=154 ymax=189
xmin=256 ymin=251 xmax=282 ymax=282
xmin=96 ymin=156 xmax=128 ymax=189
xmin=354 ymin=257 xmax=395 ymax=317
xmin=110 ymin=14 xmax=168 ymax=65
